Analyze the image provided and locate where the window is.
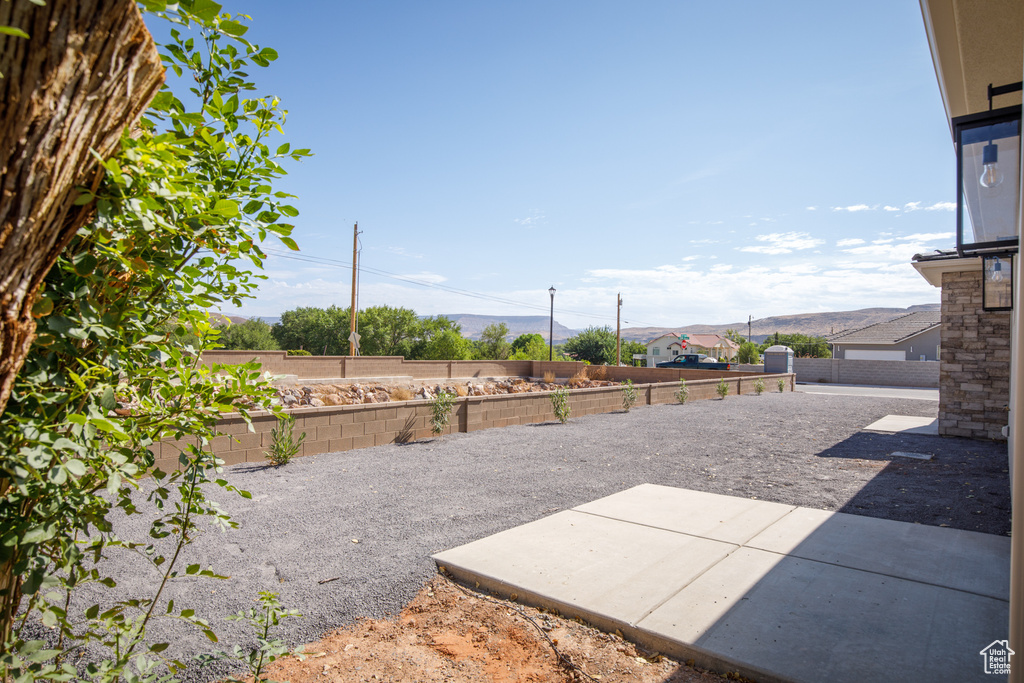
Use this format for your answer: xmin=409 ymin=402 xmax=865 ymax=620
xmin=653 ymin=347 xmax=660 ymax=355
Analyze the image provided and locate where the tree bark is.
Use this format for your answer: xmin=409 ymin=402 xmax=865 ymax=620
xmin=0 ymin=0 xmax=163 ymax=650
xmin=0 ymin=0 xmax=164 ymax=417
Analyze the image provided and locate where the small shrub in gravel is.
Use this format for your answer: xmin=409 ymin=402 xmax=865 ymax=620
xmin=621 ymin=379 xmax=638 ymax=412
xmin=430 ymin=390 xmax=457 ymax=437
xmin=716 ymin=378 xmax=729 ymax=399
xmin=198 ymin=590 xmax=301 ymax=681
xmin=778 ymin=377 xmax=786 ymax=393
xmin=551 ymin=387 xmax=571 ymax=423
xmin=675 ymin=379 xmax=689 ymax=404
xmin=266 ymin=415 xmax=306 ymax=466
xmin=754 ymin=379 xmax=765 ymax=395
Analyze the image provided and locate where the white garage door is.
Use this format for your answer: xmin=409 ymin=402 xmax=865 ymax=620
xmin=845 ymin=349 xmax=906 ymax=361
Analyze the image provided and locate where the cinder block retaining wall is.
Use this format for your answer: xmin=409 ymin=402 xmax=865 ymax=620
xmin=793 ymin=358 xmax=939 ymax=388
xmin=153 ymin=373 xmax=794 ymax=472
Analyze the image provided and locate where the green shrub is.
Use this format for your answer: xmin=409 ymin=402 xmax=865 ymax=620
xmin=286 ymin=349 xmax=312 ymax=356
xmin=198 ymin=591 xmax=302 ymax=682
xmin=675 ymin=379 xmax=689 ymax=404
xmin=754 ymin=378 xmax=765 ymax=395
xmin=430 ymin=390 xmax=458 ymax=436
xmin=266 ymin=415 xmax=306 ymax=466
xmin=551 ymin=387 xmax=571 ymax=423
xmin=716 ymin=378 xmax=729 ymax=399
xmin=778 ymin=377 xmax=786 ymax=392
xmin=621 ymin=379 xmax=638 ymax=412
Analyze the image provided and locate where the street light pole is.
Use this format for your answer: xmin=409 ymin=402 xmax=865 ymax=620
xmin=548 ymin=286 xmax=556 ymax=361
xmin=616 ymin=293 xmax=622 ymax=366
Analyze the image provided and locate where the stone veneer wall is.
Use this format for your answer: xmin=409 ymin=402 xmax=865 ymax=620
xmin=152 ymin=373 xmax=794 ymax=472
xmin=938 ymin=270 xmax=1011 ymax=440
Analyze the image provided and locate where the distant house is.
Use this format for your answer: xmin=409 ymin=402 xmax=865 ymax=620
xmin=645 ymin=334 xmax=687 ymax=365
xmin=643 ymin=333 xmax=739 ymax=366
xmin=685 ymin=334 xmax=740 ymax=361
xmin=826 ymin=311 xmax=941 ymax=361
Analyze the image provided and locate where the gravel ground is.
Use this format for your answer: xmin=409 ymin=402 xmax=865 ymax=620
xmin=69 ymin=390 xmax=1009 ymax=680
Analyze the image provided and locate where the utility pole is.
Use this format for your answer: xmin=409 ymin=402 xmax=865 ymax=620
xmin=616 ymin=293 xmax=622 ymax=366
xmin=748 ymin=314 xmax=752 ymax=343
xmin=349 ymin=222 xmax=359 ymax=356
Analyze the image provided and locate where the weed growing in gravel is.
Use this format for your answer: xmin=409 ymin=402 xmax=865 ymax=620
xmin=754 ymin=379 xmax=765 ymax=395
xmin=621 ymin=379 xmax=638 ymax=411
xmin=551 ymin=387 xmax=571 ymax=423
xmin=543 ymin=370 xmax=556 ymax=383
xmin=266 ymin=415 xmax=306 ymax=466
xmin=778 ymin=377 xmax=786 ymax=393
xmin=675 ymin=379 xmax=689 ymax=404
xmin=716 ymin=378 xmax=729 ymax=399
xmin=430 ymin=390 xmax=458 ymax=437
xmin=198 ymin=591 xmax=302 ymax=682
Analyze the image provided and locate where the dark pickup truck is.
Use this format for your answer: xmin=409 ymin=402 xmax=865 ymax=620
xmin=655 ymin=353 xmax=732 ymax=370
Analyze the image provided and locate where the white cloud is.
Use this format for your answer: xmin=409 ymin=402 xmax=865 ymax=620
xmin=903 ymin=201 xmax=922 ymax=211
xmin=805 ymin=206 xmax=817 ymax=211
xmin=681 ymin=255 xmax=699 ymax=262
xmin=925 ymin=201 xmax=956 ymax=211
xmin=739 ymin=232 xmax=825 ymax=254
xmin=710 ymin=264 xmax=733 ymax=273
xmin=513 ymin=211 xmax=546 ymax=226
xmin=840 ymin=232 xmax=954 ymax=262
xmin=833 ymin=204 xmax=873 ymax=212
xmin=690 ymin=238 xmax=718 ymax=245
xmin=396 ymin=271 xmax=449 ymax=284
xmin=836 ymin=238 xmax=865 ymax=247
xmin=902 ymin=232 xmax=954 ymax=241
xmin=883 ymin=206 xmax=900 ymax=212
xmin=383 ymin=246 xmax=423 ymax=259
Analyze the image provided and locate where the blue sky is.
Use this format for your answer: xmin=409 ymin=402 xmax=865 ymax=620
xmin=198 ymin=1 xmax=955 ymax=329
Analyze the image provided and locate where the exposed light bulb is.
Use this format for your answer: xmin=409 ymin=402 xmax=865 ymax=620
xmin=991 ymin=259 xmax=1004 ymax=282
xmin=981 ymin=142 xmax=1003 ymax=188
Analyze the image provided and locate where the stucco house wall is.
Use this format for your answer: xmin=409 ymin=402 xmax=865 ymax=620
xmin=835 ymin=326 xmax=942 ymax=361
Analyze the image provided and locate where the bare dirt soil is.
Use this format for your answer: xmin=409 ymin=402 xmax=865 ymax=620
xmin=262 ymin=575 xmax=735 ymax=683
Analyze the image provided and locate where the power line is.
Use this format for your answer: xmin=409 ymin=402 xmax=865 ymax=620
xmin=260 ymin=247 xmax=662 ymax=328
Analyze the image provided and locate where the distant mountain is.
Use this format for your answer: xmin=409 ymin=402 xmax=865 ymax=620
xmin=442 ymin=314 xmax=578 ymax=341
xmin=619 ymin=304 xmax=942 ymax=343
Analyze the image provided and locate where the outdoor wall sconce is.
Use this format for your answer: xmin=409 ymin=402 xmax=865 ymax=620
xmin=954 ymin=81 xmax=1022 ymax=256
xmin=983 ymin=254 xmax=1014 ymax=311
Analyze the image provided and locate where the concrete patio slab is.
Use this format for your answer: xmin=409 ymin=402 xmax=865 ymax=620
xmin=863 ymin=414 xmax=939 ymax=435
xmin=574 ymin=483 xmax=795 ymax=544
xmin=640 ymin=547 xmax=1008 ymax=683
xmin=746 ymin=506 xmax=1009 ymax=600
xmin=433 ymin=485 xmax=1010 ymax=683
xmin=434 ymin=509 xmax=736 ymax=626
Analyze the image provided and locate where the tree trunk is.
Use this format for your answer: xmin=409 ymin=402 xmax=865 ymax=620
xmin=0 ymin=0 xmax=164 ymax=417
xmin=0 ymin=0 xmax=163 ymax=649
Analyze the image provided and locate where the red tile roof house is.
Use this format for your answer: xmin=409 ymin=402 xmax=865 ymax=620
xmin=826 ymin=311 xmax=942 ymax=361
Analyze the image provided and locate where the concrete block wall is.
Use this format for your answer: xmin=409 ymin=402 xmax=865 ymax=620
xmin=938 ymin=270 xmax=1010 ymax=440
xmin=153 ymin=373 xmax=794 ymax=470
xmin=793 ymin=358 xmax=939 ymax=388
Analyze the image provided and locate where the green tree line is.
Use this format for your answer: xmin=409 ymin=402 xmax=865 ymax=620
xmin=215 ymin=308 xmax=647 ymax=363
